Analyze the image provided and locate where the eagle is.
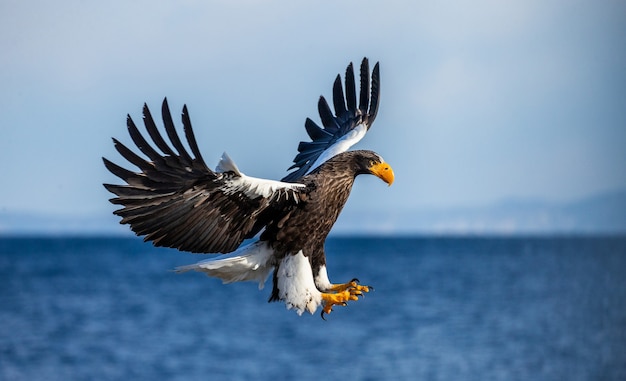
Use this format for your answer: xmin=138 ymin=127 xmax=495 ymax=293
xmin=103 ymin=58 xmax=394 ymax=318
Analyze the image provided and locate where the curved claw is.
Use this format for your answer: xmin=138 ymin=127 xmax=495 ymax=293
xmin=350 ymin=278 xmax=360 ymax=284
xmin=320 ymin=302 xmax=348 ymax=320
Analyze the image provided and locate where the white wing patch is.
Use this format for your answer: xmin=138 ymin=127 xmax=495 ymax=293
xmin=305 ymin=123 xmax=367 ymax=175
xmin=216 ymin=152 xmax=305 ymax=199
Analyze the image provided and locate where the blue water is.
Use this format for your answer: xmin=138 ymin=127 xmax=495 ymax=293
xmin=1 ymin=236 xmax=625 ymax=380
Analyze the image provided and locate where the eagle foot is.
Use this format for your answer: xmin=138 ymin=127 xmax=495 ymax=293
xmin=320 ymin=279 xmax=373 ymax=319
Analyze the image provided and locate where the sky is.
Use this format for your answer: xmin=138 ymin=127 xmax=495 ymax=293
xmin=1 ymin=0 xmax=625 ymax=232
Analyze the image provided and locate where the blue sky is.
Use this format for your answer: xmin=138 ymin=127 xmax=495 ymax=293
xmin=1 ymin=0 xmax=625 ymax=230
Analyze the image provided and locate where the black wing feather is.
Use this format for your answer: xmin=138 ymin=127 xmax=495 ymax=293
xmin=112 ymin=138 xmax=151 ymax=171
xmin=126 ymin=115 xmax=164 ymax=164
xmin=358 ymin=59 xmax=370 ymax=115
xmin=332 ymin=75 xmax=347 ymax=119
xmin=104 ymin=99 xmax=304 ymax=254
xmin=181 ymin=104 xmax=208 ymax=169
xmin=161 ymin=98 xmax=194 ymax=165
xmin=317 ymin=97 xmax=341 ymax=132
xmin=142 ymin=103 xmax=177 ymax=157
xmin=282 ymin=58 xmax=381 ymax=182
xmin=367 ymin=62 xmax=381 ymax=125
xmin=304 ymin=118 xmax=333 ymax=141
xmin=345 ymin=62 xmax=357 ymax=114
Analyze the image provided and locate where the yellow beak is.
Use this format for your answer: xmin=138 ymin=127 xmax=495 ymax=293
xmin=369 ymin=162 xmax=395 ymax=186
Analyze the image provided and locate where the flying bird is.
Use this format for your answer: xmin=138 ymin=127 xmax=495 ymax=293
xmin=103 ymin=58 xmax=394 ymax=318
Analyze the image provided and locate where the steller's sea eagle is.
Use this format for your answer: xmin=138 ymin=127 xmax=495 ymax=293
xmin=103 ymin=58 xmax=394 ymax=318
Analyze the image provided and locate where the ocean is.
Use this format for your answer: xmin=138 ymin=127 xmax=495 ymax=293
xmin=1 ymin=236 xmax=625 ymax=380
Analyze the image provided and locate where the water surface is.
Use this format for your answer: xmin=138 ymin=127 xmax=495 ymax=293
xmin=1 ymin=236 xmax=625 ymax=380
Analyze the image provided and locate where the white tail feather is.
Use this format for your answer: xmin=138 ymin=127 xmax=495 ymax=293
xmin=175 ymin=240 xmax=274 ymax=289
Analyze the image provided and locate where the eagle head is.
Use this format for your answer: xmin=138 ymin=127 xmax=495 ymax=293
xmin=353 ymin=150 xmax=395 ymax=186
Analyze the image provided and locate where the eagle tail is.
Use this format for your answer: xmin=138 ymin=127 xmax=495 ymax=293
xmin=175 ymin=241 xmax=274 ymax=290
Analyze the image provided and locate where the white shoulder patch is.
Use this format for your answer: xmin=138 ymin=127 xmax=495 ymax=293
xmin=215 ymin=152 xmax=242 ymax=175
xmin=215 ymin=152 xmax=305 ymax=199
xmin=237 ymin=175 xmax=305 ymax=199
xmin=276 ymin=251 xmax=322 ymax=315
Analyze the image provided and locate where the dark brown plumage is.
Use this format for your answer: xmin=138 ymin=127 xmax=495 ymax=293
xmin=267 ymin=150 xmax=390 ymax=302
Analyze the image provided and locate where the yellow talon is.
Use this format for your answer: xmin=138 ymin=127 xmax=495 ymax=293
xmin=328 ymin=279 xmax=371 ymax=296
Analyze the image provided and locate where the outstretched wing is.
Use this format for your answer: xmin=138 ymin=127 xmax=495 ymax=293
xmin=282 ymin=58 xmax=380 ymax=182
xmin=103 ymin=98 xmax=306 ymax=254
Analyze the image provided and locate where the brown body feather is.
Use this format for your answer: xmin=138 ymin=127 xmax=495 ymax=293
xmin=266 ymin=150 xmax=382 ymax=301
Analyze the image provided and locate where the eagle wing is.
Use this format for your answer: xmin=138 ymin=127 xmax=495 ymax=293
xmin=103 ymin=99 xmax=306 ymax=254
xmin=282 ymin=57 xmax=380 ymax=182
